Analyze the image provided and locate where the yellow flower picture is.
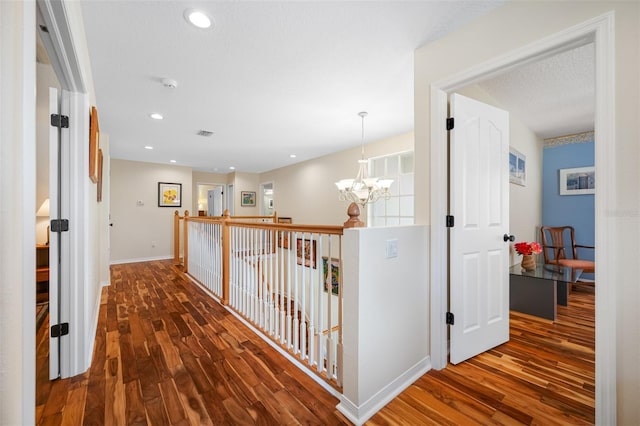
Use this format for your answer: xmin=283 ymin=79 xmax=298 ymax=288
xmin=158 ymin=182 xmax=182 ymax=207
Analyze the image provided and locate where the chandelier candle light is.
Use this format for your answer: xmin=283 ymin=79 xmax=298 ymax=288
xmin=335 ymin=112 xmax=393 ymax=208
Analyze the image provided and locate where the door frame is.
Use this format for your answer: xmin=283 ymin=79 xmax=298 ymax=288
xmin=38 ymin=1 xmax=92 ymax=378
xmin=429 ymin=12 xmax=615 ymax=424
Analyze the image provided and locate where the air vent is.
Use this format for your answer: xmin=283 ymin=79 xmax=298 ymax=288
xmin=197 ymin=130 xmax=214 ymax=137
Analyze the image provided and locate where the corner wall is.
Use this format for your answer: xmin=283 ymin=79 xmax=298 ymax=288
xmin=339 ymin=225 xmax=430 ymax=425
xmin=110 ymin=159 xmax=192 ymax=263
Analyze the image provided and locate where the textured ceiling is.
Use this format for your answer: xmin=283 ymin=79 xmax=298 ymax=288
xmin=81 ymin=1 xmax=593 ymax=174
xmin=478 ymin=43 xmax=595 ymax=139
xmin=81 ymin=1 xmax=504 ymax=173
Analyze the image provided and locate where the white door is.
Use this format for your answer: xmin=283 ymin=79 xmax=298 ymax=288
xmin=449 ymin=93 xmax=510 ymax=364
xmin=207 ymin=187 xmax=223 ymax=216
xmin=227 ymin=184 xmax=234 ymax=215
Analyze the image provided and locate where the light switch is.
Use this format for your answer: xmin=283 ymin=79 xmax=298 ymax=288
xmin=386 ymin=239 xmax=398 ymax=258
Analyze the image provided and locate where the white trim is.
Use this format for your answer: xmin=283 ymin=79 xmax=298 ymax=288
xmin=429 ymin=11 xmax=615 ymax=425
xmin=337 ymin=357 xmax=431 ymax=426
xmin=110 ymin=255 xmax=174 ymax=265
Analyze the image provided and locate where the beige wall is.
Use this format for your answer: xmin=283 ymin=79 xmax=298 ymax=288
xmin=414 ymin=2 xmax=639 ymax=422
xmin=457 ymin=85 xmax=544 ymax=266
xmin=110 ymin=159 xmax=192 ymax=262
xmin=260 ymin=132 xmax=413 ymax=226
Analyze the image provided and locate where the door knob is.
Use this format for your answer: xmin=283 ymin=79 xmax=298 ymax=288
xmin=503 ymin=234 xmax=515 ymax=242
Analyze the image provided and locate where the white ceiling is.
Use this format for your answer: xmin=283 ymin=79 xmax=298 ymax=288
xmin=478 ymin=43 xmax=595 ymax=139
xmin=80 ymin=1 xmax=594 ymax=174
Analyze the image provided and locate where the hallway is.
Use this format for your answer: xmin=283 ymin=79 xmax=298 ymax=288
xmin=36 ymin=260 xmax=594 ymax=424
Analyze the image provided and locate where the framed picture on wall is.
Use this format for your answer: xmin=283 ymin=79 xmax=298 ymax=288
xmin=559 ymin=166 xmax=595 ymax=195
xmin=323 ymin=257 xmax=340 ymax=295
xmin=158 ymin=182 xmax=182 ymax=207
xmin=296 ymin=238 xmax=317 ymax=268
xmin=241 ymin=191 xmax=256 ymax=207
xmin=509 ymin=147 xmax=526 ymax=186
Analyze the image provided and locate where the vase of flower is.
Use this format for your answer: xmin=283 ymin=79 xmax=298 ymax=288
xmin=521 ymin=254 xmax=536 ymax=271
xmin=514 ymin=241 xmax=542 ymax=272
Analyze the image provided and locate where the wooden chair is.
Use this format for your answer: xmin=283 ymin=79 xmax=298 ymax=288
xmin=540 ymin=226 xmax=595 ymax=277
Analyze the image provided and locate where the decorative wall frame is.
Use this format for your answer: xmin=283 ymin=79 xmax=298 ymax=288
xmin=89 ymin=106 xmax=100 ymax=183
xmin=323 ymin=257 xmax=340 ymax=295
xmin=241 ymin=191 xmax=256 ymax=207
xmin=559 ymin=166 xmax=595 ymax=195
xmin=509 ymin=147 xmax=526 ymax=186
xmin=158 ymin=182 xmax=182 ymax=207
xmin=296 ymin=238 xmax=317 ymax=268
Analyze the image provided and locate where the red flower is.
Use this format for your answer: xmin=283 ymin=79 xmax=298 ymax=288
xmin=514 ymin=241 xmax=542 ymax=256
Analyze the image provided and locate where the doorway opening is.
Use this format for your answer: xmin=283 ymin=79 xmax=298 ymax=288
xmin=430 ymin=12 xmax=614 ymax=423
xmin=196 ymin=183 xmax=224 ymax=216
xmin=260 ymin=182 xmax=274 ymax=216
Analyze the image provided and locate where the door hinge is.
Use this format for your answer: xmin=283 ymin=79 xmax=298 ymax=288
xmin=50 ymin=219 xmax=69 ymax=232
xmin=446 ymin=215 xmax=454 ymax=228
xmin=446 ymin=312 xmax=455 ymax=325
xmin=50 ymin=114 xmax=69 ymax=128
xmin=51 ymin=323 xmax=69 ymax=338
xmin=446 ymin=117 xmax=454 ymax=131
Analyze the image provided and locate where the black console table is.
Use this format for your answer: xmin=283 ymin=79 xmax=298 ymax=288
xmin=509 ymin=264 xmax=582 ymax=320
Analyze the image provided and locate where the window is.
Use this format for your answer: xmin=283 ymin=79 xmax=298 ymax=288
xmin=368 ymin=151 xmax=414 ymax=227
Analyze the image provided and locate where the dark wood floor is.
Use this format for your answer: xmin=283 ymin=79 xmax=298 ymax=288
xmin=36 ymin=260 xmax=594 ymax=425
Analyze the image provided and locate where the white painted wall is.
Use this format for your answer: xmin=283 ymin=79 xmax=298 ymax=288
xmin=457 ymin=84 xmax=544 ymax=265
xmin=260 ymin=132 xmax=413 ymax=226
xmin=414 ymin=2 xmax=639 ymax=423
xmin=339 ymin=225 xmax=429 ymax=425
xmin=110 ymin=159 xmax=192 ymax=263
xmin=231 ymin=171 xmax=260 ymax=215
xmin=0 ymin=2 xmax=36 ymax=423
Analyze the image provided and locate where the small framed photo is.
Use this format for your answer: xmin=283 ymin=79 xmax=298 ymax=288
xmin=241 ymin=191 xmax=256 ymax=207
xmin=323 ymin=257 xmax=340 ymax=295
xmin=158 ymin=182 xmax=182 ymax=207
xmin=509 ymin=147 xmax=526 ymax=186
xmin=277 ymin=217 xmax=292 ymax=224
xmin=559 ymin=166 xmax=595 ymax=195
xmin=296 ymin=238 xmax=317 ymax=268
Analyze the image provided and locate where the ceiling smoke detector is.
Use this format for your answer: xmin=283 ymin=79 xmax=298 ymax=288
xmin=197 ymin=130 xmax=214 ymax=137
xmin=162 ymin=78 xmax=177 ymax=89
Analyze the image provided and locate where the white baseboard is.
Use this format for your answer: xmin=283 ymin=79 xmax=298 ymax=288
xmin=337 ymin=356 xmax=432 ymax=425
xmin=110 ymin=255 xmax=173 ymax=265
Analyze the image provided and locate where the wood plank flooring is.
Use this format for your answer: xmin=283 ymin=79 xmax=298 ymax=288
xmin=36 ymin=260 xmax=594 ymax=425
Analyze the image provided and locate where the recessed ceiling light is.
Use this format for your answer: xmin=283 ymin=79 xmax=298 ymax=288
xmin=144 ymin=146 xmax=153 ymax=150
xmin=229 ymin=166 xmax=235 ymax=170
xmin=289 ymin=154 xmax=297 ymax=158
xmin=169 ymin=160 xmax=177 ymax=163
xmin=150 ymin=113 xmax=163 ymax=120
xmin=185 ymin=9 xmax=212 ymax=29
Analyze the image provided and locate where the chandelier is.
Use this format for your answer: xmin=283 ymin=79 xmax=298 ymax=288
xmin=335 ymin=112 xmax=393 ymax=208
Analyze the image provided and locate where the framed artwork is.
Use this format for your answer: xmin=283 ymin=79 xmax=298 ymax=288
xmin=89 ymin=106 xmax=100 ymax=183
xmin=559 ymin=166 xmax=595 ymax=195
xmin=509 ymin=147 xmax=526 ymax=186
xmin=323 ymin=257 xmax=340 ymax=295
xmin=241 ymin=191 xmax=256 ymax=207
xmin=97 ymin=149 xmax=104 ymax=202
xmin=278 ymin=231 xmax=290 ymax=249
xmin=158 ymin=182 xmax=182 ymax=207
xmin=277 ymin=217 xmax=292 ymax=224
xmin=296 ymin=238 xmax=317 ymax=268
